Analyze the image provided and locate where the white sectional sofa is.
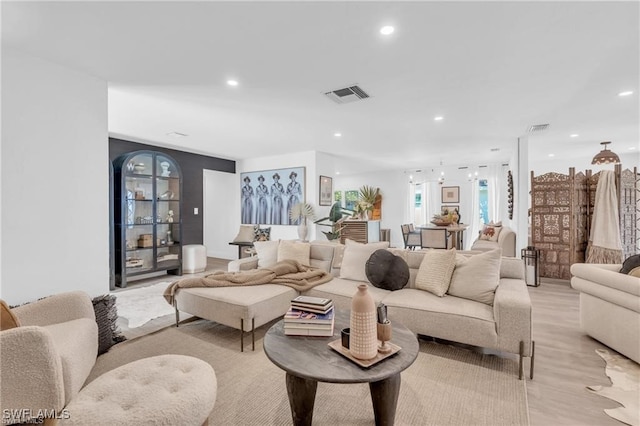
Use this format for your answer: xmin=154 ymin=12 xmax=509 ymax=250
xmin=570 ymin=263 xmax=640 ymax=363
xmin=173 ymin=241 xmax=534 ymax=378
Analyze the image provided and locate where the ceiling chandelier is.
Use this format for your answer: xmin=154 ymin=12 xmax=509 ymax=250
xmin=591 ymin=141 xmax=620 ymax=165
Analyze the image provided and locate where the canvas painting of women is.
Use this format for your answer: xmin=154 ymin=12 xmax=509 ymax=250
xmin=255 ymin=175 xmax=269 ymax=223
xmin=286 ymin=171 xmax=303 ymax=224
xmin=240 ymin=167 xmax=305 ymax=225
xmin=270 ymin=173 xmax=285 ymax=224
xmin=241 ymin=176 xmax=254 ymax=224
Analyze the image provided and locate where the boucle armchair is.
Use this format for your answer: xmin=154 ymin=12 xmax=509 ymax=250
xmin=0 ymin=291 xmax=98 ymax=424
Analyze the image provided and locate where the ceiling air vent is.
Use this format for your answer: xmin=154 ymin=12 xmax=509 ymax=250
xmin=527 ymin=123 xmax=550 ymax=133
xmin=324 ymin=85 xmax=370 ymax=104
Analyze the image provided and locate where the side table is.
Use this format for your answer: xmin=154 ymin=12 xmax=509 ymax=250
xmin=263 ymin=310 xmax=419 ymax=425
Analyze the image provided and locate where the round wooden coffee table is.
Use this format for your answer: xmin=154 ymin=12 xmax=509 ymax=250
xmin=263 ymin=310 xmax=419 ymax=426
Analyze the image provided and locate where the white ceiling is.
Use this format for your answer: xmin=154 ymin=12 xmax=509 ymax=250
xmin=3 ymin=1 xmax=639 ymax=173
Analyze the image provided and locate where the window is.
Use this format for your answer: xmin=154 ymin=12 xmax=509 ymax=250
xmin=479 ymin=179 xmax=488 ymax=224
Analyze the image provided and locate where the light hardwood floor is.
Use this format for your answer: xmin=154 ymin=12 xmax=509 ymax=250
xmin=114 ymin=261 xmax=622 ymax=425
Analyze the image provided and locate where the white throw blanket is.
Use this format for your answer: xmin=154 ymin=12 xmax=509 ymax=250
xmin=587 ymin=170 xmax=623 ymax=263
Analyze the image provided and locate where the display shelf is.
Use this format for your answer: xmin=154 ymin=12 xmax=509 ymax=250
xmin=114 ymin=150 xmax=183 ymax=288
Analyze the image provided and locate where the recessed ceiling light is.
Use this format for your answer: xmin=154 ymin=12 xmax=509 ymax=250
xmin=434 ymin=116 xmax=444 ymax=121
xmin=226 ymin=79 xmax=239 ymax=87
xmin=166 ymin=132 xmax=188 ymax=137
xmin=548 ymin=153 xmax=555 ymax=157
xmin=334 ymin=132 xmax=342 ymax=137
xmin=618 ymin=90 xmax=634 ymax=97
xmin=630 ymin=147 xmax=637 ymax=150
xmin=380 ymin=26 xmax=395 ymax=35
xmin=570 ymin=134 xmax=579 ymax=138
xmin=335 ymin=171 xmax=341 ymax=175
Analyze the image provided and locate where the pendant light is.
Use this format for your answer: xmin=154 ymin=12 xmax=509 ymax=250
xmin=591 ymin=141 xmax=620 ymax=165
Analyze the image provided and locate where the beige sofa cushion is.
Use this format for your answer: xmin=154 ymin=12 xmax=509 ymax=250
xmin=448 ymin=249 xmax=502 ymax=305
xmin=340 ymin=239 xmax=390 ymax=282
xmin=254 ymin=240 xmax=279 ymax=267
xmin=414 ymin=249 xmax=457 ymax=296
xmin=277 ymin=240 xmax=310 ymax=266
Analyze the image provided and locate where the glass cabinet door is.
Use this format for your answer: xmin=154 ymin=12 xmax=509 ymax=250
xmin=155 ymin=154 xmax=181 ymax=270
xmin=123 ymin=153 xmax=155 ymax=274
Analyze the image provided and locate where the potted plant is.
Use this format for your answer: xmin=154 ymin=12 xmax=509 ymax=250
xmin=356 ymin=185 xmax=380 ymax=220
xmin=314 ymin=202 xmax=355 ymax=241
xmin=289 ymin=202 xmax=315 ymax=241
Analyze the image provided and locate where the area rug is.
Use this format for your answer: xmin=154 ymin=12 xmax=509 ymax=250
xmin=111 ymin=282 xmax=174 ymax=328
xmin=89 ymin=319 xmax=529 ymax=425
xmin=588 ymin=349 xmax=640 ymax=426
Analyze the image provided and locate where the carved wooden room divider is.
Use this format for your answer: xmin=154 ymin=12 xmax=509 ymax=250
xmin=531 ymin=165 xmax=638 ymax=280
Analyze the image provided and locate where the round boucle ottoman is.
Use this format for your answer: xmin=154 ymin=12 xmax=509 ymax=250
xmin=62 ymin=355 xmax=216 ymax=426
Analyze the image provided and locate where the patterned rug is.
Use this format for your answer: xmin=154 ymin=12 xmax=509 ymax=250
xmin=588 ymin=349 xmax=640 ymax=426
xmin=111 ymin=282 xmax=174 ymax=328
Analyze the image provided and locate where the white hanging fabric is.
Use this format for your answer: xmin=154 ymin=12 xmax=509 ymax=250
xmin=487 ymin=164 xmax=503 ymax=222
xmin=586 ymin=170 xmax=623 ymax=263
xmin=466 ymin=180 xmax=482 ymax=250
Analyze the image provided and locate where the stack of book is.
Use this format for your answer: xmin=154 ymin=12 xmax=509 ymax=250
xmin=284 ymin=296 xmax=334 ymax=336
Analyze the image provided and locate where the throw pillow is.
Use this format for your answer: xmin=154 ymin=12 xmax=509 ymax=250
xmin=340 ymin=239 xmax=390 ymax=282
xmin=277 ymin=240 xmax=311 ymax=266
xmin=233 ymin=225 xmax=257 ymax=243
xmin=629 ymin=266 xmax=640 ymax=278
xmin=254 ymin=240 xmax=280 ymax=268
xmin=479 ymin=222 xmax=502 ymax=242
xmin=414 ymin=249 xmax=457 ymax=297
xmin=365 ymin=249 xmax=409 ymax=291
xmin=0 ymin=300 xmax=20 ymax=331
xmin=92 ymin=295 xmax=126 ymax=355
xmin=254 ymin=227 xmax=271 ymax=242
xmin=448 ymin=249 xmax=502 ymax=305
xmin=620 ymin=254 xmax=640 ymax=274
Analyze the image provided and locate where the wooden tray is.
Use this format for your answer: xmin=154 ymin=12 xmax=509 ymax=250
xmin=328 ymin=339 xmax=401 ymax=368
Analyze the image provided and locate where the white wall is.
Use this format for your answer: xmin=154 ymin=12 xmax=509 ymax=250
xmin=203 ymin=169 xmax=238 ymax=259
xmin=1 ymin=50 xmax=109 ymax=305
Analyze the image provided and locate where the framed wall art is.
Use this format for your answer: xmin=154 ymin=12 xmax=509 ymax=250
xmin=441 ymin=186 xmax=460 ymax=203
xmin=319 ymin=176 xmax=333 ymax=206
xmin=240 ymin=166 xmax=305 ymax=225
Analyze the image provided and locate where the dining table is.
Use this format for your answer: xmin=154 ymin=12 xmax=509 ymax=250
xmin=418 ymin=223 xmax=470 ymax=250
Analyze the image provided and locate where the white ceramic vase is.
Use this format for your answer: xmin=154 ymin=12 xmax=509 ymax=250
xmin=297 ymin=223 xmax=308 ymax=241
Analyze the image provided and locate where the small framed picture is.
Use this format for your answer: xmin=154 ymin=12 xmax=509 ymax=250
xmin=441 ymin=186 xmax=460 ymax=203
xmin=319 ymin=176 xmax=333 ymax=206
xmin=441 ymin=205 xmax=459 ymax=215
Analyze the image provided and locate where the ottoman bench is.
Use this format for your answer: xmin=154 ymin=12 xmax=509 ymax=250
xmin=62 ymin=355 xmax=216 ymax=426
xmin=174 ymin=284 xmax=297 ymax=351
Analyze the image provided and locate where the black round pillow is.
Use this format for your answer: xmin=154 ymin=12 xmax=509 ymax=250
xmin=365 ymin=249 xmax=410 ymax=291
xmin=620 ymin=254 xmax=640 ymax=274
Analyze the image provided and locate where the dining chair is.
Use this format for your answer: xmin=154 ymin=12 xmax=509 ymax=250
xmin=401 ymin=224 xmax=421 ymax=250
xmin=420 ymin=228 xmax=449 ymax=249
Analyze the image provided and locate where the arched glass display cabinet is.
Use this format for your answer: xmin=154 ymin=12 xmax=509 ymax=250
xmin=113 ymin=150 xmax=182 ymax=287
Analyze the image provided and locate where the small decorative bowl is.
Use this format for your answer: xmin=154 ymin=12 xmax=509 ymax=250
xmin=430 ymin=219 xmax=452 ymax=226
